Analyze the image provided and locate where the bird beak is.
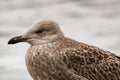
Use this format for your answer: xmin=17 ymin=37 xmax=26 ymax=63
xmin=8 ymin=35 xmax=29 ymax=44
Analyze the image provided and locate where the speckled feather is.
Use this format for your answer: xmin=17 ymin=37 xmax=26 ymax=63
xmin=10 ymin=20 xmax=120 ymax=80
xmin=26 ymin=37 xmax=120 ymax=80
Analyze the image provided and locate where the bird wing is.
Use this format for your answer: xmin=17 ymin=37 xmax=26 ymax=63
xmin=61 ymin=46 xmax=120 ymax=80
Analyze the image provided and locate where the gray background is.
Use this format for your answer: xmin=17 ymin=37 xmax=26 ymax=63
xmin=0 ymin=0 xmax=120 ymax=80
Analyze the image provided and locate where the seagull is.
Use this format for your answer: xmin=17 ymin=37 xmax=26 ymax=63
xmin=8 ymin=20 xmax=120 ymax=80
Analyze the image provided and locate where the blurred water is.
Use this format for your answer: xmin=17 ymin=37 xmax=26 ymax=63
xmin=0 ymin=0 xmax=120 ymax=80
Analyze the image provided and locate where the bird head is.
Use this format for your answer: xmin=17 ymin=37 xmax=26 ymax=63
xmin=8 ymin=20 xmax=64 ymax=45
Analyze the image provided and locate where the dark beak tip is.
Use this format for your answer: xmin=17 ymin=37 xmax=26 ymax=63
xmin=8 ymin=39 xmax=14 ymax=45
xmin=8 ymin=41 xmax=10 ymax=44
xmin=8 ymin=38 xmax=16 ymax=45
xmin=7 ymin=35 xmax=23 ymax=45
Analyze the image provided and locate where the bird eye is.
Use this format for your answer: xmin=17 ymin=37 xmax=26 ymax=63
xmin=35 ymin=29 xmax=44 ymax=34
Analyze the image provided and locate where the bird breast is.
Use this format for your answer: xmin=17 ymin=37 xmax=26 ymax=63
xmin=25 ymin=43 xmax=65 ymax=80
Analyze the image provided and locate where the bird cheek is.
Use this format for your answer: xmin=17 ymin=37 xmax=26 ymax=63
xmin=26 ymin=39 xmax=38 ymax=45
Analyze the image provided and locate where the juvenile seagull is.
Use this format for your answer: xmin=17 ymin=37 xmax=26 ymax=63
xmin=8 ymin=20 xmax=120 ymax=80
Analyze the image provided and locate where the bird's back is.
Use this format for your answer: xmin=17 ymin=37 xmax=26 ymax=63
xmin=60 ymin=38 xmax=120 ymax=80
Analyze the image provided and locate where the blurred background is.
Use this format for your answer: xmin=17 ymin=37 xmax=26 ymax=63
xmin=0 ymin=0 xmax=120 ymax=80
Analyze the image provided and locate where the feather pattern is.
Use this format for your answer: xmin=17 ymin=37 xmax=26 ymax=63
xmin=26 ymin=37 xmax=120 ymax=80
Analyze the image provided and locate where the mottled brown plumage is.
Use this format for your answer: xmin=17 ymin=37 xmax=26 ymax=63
xmin=8 ymin=20 xmax=120 ymax=80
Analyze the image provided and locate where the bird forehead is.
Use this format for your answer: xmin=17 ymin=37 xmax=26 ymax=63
xmin=27 ymin=20 xmax=60 ymax=34
xmin=33 ymin=22 xmax=58 ymax=30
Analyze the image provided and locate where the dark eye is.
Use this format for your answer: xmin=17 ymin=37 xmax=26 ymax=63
xmin=35 ymin=29 xmax=44 ymax=34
